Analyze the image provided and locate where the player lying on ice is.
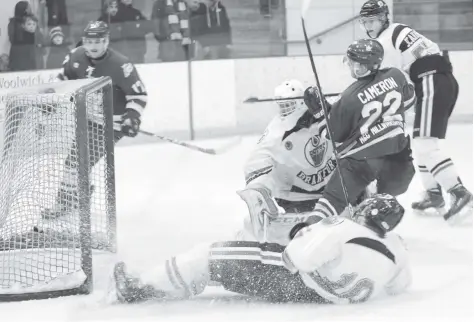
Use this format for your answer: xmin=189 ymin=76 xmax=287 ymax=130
xmin=110 ymin=193 xmax=411 ymax=304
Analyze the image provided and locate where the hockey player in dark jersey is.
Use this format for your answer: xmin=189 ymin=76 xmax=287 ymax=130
xmin=43 ymin=21 xmax=147 ymax=217
xmin=303 ymin=39 xmax=415 ymax=221
xmin=358 ymin=0 xmax=472 ymax=223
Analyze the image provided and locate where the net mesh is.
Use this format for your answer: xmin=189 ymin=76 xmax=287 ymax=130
xmin=0 ymin=78 xmax=115 ymax=297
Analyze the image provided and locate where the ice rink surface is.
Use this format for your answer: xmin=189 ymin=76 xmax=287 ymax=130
xmin=1 ymin=124 xmax=473 ymax=322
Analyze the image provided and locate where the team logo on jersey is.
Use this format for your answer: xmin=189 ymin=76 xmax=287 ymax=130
xmin=121 ymin=63 xmax=134 ymax=78
xmin=304 ymin=135 xmax=327 ymax=168
xmin=85 ymin=66 xmax=95 ymax=78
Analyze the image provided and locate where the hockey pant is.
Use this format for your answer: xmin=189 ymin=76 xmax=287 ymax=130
xmin=413 ymin=72 xmax=458 ymax=139
xmin=137 ymin=241 xmax=328 ymax=303
xmin=322 ymin=145 xmax=415 ymax=215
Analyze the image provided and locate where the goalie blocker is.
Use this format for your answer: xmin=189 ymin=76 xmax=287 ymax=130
xmin=0 ymin=77 xmax=117 ymax=301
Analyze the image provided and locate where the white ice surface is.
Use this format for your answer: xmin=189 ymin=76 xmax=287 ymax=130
xmin=1 ymin=124 xmax=472 ymax=322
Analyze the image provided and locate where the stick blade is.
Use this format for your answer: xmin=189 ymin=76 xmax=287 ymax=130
xmin=244 ymin=96 xmax=259 ymax=103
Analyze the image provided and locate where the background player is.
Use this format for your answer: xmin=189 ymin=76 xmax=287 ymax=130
xmin=43 ymin=21 xmax=147 ymax=217
xmin=110 ymin=194 xmax=411 ymax=304
xmin=303 ymin=39 xmax=415 ymax=221
xmin=358 ymin=0 xmax=472 ymax=223
xmin=238 ymin=79 xmax=336 ymax=245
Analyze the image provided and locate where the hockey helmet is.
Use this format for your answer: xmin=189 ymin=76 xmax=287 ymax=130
xmin=344 ymin=39 xmax=384 ymax=78
xmin=274 ymin=80 xmax=306 ymax=117
xmin=82 ymin=21 xmax=110 ymax=59
xmin=359 ymin=0 xmax=389 ymax=18
xmin=352 ymin=193 xmax=405 ymax=235
xmin=83 ymin=21 xmax=109 ymax=38
xmin=359 ymin=0 xmax=390 ymax=38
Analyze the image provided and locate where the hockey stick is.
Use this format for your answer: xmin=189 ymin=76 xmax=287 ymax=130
xmin=301 ymin=0 xmax=353 ymax=215
xmin=139 ymin=130 xmax=241 ymax=155
xmin=243 ymin=93 xmax=340 ymax=104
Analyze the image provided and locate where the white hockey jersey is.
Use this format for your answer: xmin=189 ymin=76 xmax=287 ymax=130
xmin=283 ymin=216 xmax=411 ymax=304
xmin=244 ymin=109 xmax=336 ymax=203
xmin=376 ymin=23 xmax=441 ymax=73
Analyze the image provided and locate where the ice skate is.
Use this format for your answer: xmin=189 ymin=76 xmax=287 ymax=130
xmin=444 ymin=185 xmax=473 ymax=225
xmin=112 ymin=262 xmax=164 ymax=303
xmin=411 ymin=186 xmax=446 ymax=217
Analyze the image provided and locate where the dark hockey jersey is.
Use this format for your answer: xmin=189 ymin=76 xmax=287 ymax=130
xmin=328 ymin=67 xmax=415 ymax=159
xmin=59 ymin=47 xmax=147 ymax=117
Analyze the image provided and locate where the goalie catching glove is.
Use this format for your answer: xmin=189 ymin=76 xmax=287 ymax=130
xmin=114 ymin=109 xmax=141 ymax=137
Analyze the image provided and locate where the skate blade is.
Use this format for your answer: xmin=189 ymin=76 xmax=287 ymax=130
xmin=446 ymin=201 xmax=473 ymax=227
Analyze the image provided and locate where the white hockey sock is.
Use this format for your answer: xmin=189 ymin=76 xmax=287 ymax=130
xmin=413 ymin=137 xmax=462 ymax=192
xmin=140 ymin=243 xmax=211 ymax=299
xmin=425 ymin=156 xmax=461 ymax=192
xmin=416 ymin=164 xmax=439 ymax=191
xmin=313 ymin=198 xmax=338 ymax=218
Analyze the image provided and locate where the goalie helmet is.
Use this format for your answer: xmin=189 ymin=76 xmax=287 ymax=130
xmin=82 ymin=21 xmax=110 ymax=59
xmin=274 ymin=80 xmax=306 ymax=117
xmin=352 ymin=193 xmax=404 ymax=235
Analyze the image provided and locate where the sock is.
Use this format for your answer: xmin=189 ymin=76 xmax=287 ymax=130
xmin=416 ymin=164 xmax=439 ymax=191
xmin=413 ymin=137 xmax=462 ymax=192
xmin=425 ymin=156 xmax=462 ymax=191
xmin=313 ymin=198 xmax=338 ymax=218
xmin=140 ymin=243 xmax=210 ymax=299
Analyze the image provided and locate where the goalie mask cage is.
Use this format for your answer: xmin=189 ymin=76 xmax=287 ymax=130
xmin=0 ymin=77 xmax=116 ymax=301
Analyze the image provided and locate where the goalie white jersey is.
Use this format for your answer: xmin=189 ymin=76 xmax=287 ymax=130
xmin=244 ymin=108 xmax=336 ymax=203
xmin=376 ymin=23 xmax=441 ymax=73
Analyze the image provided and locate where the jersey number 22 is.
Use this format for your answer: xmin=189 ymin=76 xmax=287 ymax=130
xmin=360 ymin=90 xmax=402 ymax=134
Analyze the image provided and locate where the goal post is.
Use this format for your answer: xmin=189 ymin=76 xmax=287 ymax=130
xmin=0 ymin=77 xmax=117 ymax=301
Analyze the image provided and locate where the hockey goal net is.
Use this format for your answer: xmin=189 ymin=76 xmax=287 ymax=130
xmin=0 ymin=77 xmax=116 ymax=301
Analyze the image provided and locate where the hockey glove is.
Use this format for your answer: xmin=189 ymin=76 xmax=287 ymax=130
xmin=303 ymin=86 xmax=328 ymax=118
xmin=120 ymin=109 xmax=141 ymax=137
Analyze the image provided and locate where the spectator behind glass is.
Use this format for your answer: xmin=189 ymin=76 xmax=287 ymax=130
xmin=46 ymin=26 xmax=69 ymax=69
xmin=99 ymin=0 xmax=150 ymax=64
xmin=9 ymin=12 xmax=45 ymax=71
xmin=42 ymin=0 xmax=70 ymax=38
xmin=152 ymin=0 xmax=192 ymax=62
xmin=99 ymin=0 xmax=127 ymax=53
xmin=190 ymin=0 xmax=231 ymax=60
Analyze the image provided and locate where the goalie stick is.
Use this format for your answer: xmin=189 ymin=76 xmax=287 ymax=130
xmin=301 ymin=0 xmax=353 ymax=215
xmin=244 ymin=93 xmax=340 ymax=103
xmin=139 ymin=130 xmax=241 ymax=155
